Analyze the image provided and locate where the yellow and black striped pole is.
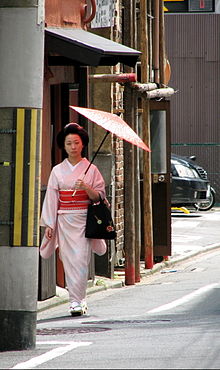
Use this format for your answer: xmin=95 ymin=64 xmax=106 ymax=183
xmin=13 ymin=108 xmax=42 ymax=248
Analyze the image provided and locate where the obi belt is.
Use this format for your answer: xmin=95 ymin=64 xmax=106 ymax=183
xmin=58 ymin=190 xmax=90 ymax=210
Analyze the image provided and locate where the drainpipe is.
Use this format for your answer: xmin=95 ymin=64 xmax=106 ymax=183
xmin=159 ymin=1 xmax=165 ymax=85
xmin=152 ymin=0 xmax=160 ymax=84
xmin=0 ymin=0 xmax=44 ymax=350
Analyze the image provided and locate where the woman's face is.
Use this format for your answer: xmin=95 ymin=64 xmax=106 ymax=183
xmin=64 ymin=134 xmax=83 ymax=159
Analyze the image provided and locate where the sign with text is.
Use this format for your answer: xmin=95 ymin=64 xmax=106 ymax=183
xmin=91 ymin=0 xmax=114 ymax=28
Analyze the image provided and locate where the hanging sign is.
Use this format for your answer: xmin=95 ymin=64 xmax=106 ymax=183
xmin=90 ymin=0 xmax=114 ymax=28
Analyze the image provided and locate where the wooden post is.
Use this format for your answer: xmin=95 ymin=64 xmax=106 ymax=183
xmin=124 ymin=85 xmax=135 ymax=285
xmin=140 ymin=0 xmax=154 ymax=269
xmin=134 ymin=96 xmax=141 ymax=283
xmin=132 ymin=0 xmax=141 ymax=283
xmin=123 ymin=0 xmax=136 ymax=285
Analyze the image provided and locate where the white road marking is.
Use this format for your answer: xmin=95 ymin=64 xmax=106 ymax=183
xmin=172 ymin=235 xmax=201 ymax=241
xmin=11 ymin=341 xmax=92 ymax=369
xmin=172 ymin=221 xmax=200 ymax=228
xmin=148 ymin=283 xmax=219 ymax=313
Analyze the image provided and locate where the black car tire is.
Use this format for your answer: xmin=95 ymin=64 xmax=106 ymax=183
xmin=195 ymin=188 xmax=215 ymax=211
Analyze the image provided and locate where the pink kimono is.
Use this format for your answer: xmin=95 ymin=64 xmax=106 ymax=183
xmin=40 ymin=158 xmax=107 ymax=304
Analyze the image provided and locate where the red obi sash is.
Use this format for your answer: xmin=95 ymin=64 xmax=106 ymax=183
xmin=58 ymin=190 xmax=90 ymax=210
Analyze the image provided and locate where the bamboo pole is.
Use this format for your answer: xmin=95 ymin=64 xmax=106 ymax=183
xmin=132 ymin=82 xmax=158 ymax=91
xmin=89 ymin=73 xmax=137 ymax=83
xmin=132 ymin=84 xmax=175 ymax=98
xmin=140 ymin=87 xmax=175 ymax=98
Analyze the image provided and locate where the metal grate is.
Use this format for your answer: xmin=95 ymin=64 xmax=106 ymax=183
xmin=196 ymin=167 xmax=208 ymax=180
xmin=37 ymin=327 xmax=110 ymax=335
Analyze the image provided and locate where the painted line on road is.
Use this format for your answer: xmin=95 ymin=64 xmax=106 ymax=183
xmin=148 ymin=283 xmax=219 ymax=314
xmin=172 ymin=221 xmax=200 ymax=228
xmin=11 ymin=341 xmax=92 ymax=369
xmin=172 ymin=235 xmax=201 ymax=241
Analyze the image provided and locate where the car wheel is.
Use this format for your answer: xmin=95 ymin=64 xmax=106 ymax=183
xmin=195 ymin=189 xmax=215 ymax=211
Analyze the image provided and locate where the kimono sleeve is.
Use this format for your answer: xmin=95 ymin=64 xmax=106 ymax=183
xmin=91 ymin=165 xmax=106 ymax=199
xmin=40 ymin=168 xmax=59 ymax=229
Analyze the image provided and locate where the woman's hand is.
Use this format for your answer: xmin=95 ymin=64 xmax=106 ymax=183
xmin=75 ymin=178 xmax=100 ymax=202
xmin=75 ymin=179 xmax=87 ymax=190
xmin=45 ymin=226 xmax=53 ymax=240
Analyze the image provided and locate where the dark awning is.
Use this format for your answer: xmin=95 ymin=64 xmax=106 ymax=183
xmin=45 ymin=28 xmax=141 ymax=67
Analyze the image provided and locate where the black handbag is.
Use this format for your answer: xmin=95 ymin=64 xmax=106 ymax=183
xmin=85 ymin=196 xmax=116 ymax=240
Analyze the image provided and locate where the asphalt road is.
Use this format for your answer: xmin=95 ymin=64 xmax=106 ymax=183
xmin=2 ymin=247 xmax=220 ymax=369
xmin=170 ymin=206 xmax=220 ymax=261
xmin=1 ymin=207 xmax=220 ymax=369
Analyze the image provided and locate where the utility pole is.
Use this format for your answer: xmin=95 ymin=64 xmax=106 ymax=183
xmin=0 ymin=0 xmax=44 ymax=350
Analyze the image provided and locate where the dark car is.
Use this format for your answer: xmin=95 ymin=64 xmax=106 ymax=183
xmin=171 ymin=154 xmax=212 ymax=209
xmin=182 ymin=155 xmax=216 ymax=210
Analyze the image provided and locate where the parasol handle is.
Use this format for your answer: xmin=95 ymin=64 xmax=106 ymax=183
xmin=84 ymin=130 xmax=110 ymax=175
xmin=72 ymin=130 xmax=110 ymax=197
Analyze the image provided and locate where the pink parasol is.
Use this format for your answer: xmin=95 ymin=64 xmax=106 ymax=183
xmin=69 ymin=106 xmax=150 ymax=152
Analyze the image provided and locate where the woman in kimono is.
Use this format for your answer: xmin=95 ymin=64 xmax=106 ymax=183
xmin=40 ymin=123 xmax=107 ymax=316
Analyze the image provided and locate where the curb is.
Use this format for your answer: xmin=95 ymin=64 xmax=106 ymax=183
xmin=37 ymin=243 xmax=220 ymax=313
xmin=140 ymin=242 xmax=220 ymax=277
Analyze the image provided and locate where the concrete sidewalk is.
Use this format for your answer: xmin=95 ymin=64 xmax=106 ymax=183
xmin=37 ymin=207 xmax=220 ymax=313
